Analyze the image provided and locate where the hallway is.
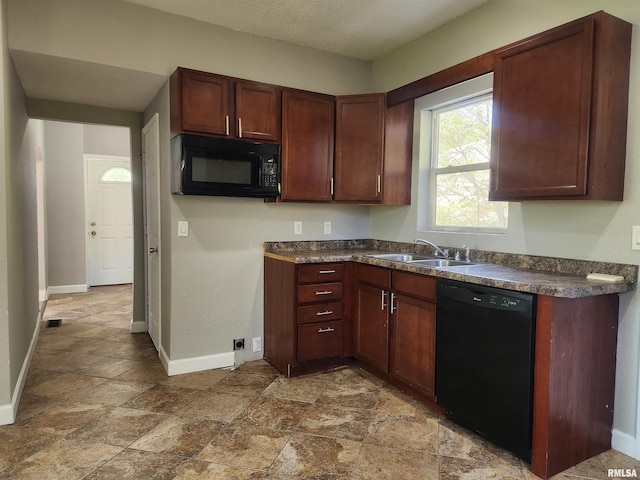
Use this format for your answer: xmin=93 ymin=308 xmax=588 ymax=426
xmin=0 ymin=285 xmax=638 ymax=479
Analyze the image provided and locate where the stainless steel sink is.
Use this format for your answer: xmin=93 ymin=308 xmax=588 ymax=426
xmin=367 ymin=253 xmax=434 ymax=262
xmin=410 ymin=259 xmax=476 ymax=267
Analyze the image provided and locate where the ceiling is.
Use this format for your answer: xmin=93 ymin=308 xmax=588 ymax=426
xmin=122 ymin=0 xmax=488 ymax=60
xmin=10 ymin=0 xmax=488 ymax=112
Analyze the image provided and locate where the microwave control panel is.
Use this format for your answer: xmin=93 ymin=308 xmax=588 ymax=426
xmin=262 ymin=159 xmax=279 ymax=188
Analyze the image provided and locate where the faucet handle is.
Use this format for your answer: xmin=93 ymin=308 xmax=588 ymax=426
xmin=463 ymin=245 xmax=470 ymax=262
xmin=443 ymin=249 xmax=449 ymax=258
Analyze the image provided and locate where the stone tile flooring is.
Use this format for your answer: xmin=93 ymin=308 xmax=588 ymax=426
xmin=1 ymin=284 xmax=639 ymax=479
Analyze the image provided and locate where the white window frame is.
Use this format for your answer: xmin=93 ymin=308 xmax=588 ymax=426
xmin=415 ymin=73 xmax=507 ymax=234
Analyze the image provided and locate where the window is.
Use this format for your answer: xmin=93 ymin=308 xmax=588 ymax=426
xmin=100 ymin=167 xmax=131 ymax=183
xmin=416 ymin=73 xmax=508 ymax=233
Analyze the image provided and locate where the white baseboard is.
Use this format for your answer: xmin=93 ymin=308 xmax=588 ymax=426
xmin=47 ymin=284 xmax=88 ymax=295
xmin=129 ymin=319 xmax=146 ymax=333
xmin=161 ymin=349 xmax=235 ymax=377
xmin=0 ymin=307 xmax=42 ymax=425
xmin=612 ymin=428 xmax=639 ymax=460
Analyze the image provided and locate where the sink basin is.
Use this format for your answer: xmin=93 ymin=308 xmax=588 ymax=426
xmin=410 ymin=259 xmax=475 ymax=267
xmin=367 ymin=253 xmax=434 ymax=262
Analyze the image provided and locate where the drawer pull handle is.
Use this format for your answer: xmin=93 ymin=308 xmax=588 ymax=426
xmin=316 ymin=310 xmax=334 ymax=316
xmin=318 ymin=327 xmax=335 ymax=333
xmin=319 ymin=270 xmax=336 ymax=274
xmin=315 ymin=290 xmax=333 ymax=296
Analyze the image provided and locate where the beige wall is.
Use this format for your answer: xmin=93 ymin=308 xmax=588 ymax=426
xmin=0 ymin=0 xmax=43 ymax=422
xmin=371 ymin=0 xmax=640 ymax=452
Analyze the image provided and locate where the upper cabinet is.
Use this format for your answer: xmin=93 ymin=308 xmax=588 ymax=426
xmin=170 ymin=67 xmax=281 ymax=142
xmin=281 ymin=89 xmax=335 ymax=202
xmin=334 ymin=94 xmax=385 ymax=203
xmin=280 ymin=90 xmax=412 ymax=205
xmin=489 ymin=11 xmax=632 ymax=201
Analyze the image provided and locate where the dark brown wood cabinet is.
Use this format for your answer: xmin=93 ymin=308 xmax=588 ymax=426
xmin=280 ymin=89 xmax=335 ymax=201
xmin=170 ymin=67 xmax=281 ymax=142
xmin=264 ymin=257 xmax=351 ymax=376
xmin=354 ymin=265 xmax=390 ymax=372
xmin=389 ymin=271 xmax=436 ymax=398
xmin=335 ymin=94 xmax=385 ymax=203
xmin=490 ymin=11 xmax=632 ymax=201
xmin=354 ymin=264 xmax=436 ymax=399
xmin=281 ymin=90 xmax=412 ymax=205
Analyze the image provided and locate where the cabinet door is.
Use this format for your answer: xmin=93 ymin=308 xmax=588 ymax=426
xmin=490 ymin=19 xmax=594 ymax=200
xmin=390 ymin=293 xmax=435 ymax=397
xmin=235 ymin=82 xmax=281 ymax=142
xmin=354 ymin=283 xmax=389 ymax=373
xmin=281 ymin=89 xmax=335 ymax=201
xmin=334 ymin=94 xmax=385 ymax=203
xmin=181 ymin=70 xmax=231 ymax=136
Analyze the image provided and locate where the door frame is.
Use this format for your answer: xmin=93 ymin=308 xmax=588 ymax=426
xmin=83 ymin=153 xmax=133 ymax=288
xmin=140 ymin=113 xmax=162 ymax=346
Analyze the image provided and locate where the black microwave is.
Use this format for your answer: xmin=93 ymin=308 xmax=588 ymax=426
xmin=171 ymin=134 xmax=281 ymax=198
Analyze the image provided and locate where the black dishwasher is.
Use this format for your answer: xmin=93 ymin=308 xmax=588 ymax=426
xmin=436 ymin=279 xmax=536 ymax=462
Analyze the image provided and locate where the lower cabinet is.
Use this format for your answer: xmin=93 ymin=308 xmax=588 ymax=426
xmin=354 ymin=263 xmax=436 ymax=400
xmin=264 ymin=257 xmax=351 ymax=376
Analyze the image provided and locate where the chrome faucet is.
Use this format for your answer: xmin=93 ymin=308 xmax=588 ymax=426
xmin=415 ymin=238 xmax=449 ymax=258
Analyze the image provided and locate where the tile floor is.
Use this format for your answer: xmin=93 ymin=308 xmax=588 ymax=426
xmin=1 ymin=285 xmax=638 ymax=479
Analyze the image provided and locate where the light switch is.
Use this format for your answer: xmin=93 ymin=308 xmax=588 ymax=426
xmin=633 ymin=226 xmax=640 ymax=250
xmin=294 ymin=221 xmax=302 ymax=235
xmin=178 ymin=221 xmax=189 ymax=237
xmin=324 ymin=221 xmax=332 ymax=234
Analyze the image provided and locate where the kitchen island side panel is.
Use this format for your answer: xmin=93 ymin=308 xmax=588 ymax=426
xmin=264 ymin=257 xmax=296 ymax=373
xmin=532 ymin=294 xmax=619 ymax=479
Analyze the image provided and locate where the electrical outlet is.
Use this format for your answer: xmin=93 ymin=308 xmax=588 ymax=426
xmin=178 ymin=220 xmax=189 ymax=237
xmin=252 ymin=337 xmax=262 ymax=352
xmin=633 ymin=226 xmax=640 ymax=250
xmin=294 ymin=221 xmax=303 ymax=235
xmin=233 ymin=338 xmax=245 ymax=350
xmin=324 ymin=221 xmax=331 ymax=234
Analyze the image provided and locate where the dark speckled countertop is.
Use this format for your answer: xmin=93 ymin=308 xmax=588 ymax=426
xmin=264 ymin=239 xmax=638 ymax=298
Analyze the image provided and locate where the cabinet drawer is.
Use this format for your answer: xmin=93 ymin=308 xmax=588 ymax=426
xmin=298 ymin=282 xmax=343 ymax=304
xmin=357 ymin=263 xmax=391 ymax=289
xmin=297 ymin=321 xmax=344 ymax=362
xmin=392 ymin=271 xmax=436 ymax=301
xmin=298 ymin=263 xmax=344 ymax=283
xmin=298 ymin=301 xmax=343 ymax=324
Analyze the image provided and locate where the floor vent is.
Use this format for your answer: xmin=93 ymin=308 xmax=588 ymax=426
xmin=46 ymin=319 xmax=62 ymax=328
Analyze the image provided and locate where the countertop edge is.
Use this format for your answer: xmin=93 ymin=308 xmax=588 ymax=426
xmin=264 ymin=249 xmax=635 ymax=298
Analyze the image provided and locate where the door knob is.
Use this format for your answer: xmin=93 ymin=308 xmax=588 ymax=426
xmin=149 ymin=247 xmax=158 ymax=254
xmin=90 ymin=231 xmax=97 ymax=236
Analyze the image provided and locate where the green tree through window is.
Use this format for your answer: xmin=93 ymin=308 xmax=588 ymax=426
xmin=429 ymin=95 xmax=508 ymax=231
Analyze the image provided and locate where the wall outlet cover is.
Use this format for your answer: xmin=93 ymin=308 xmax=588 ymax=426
xmin=252 ymin=337 xmax=262 ymax=352
xmin=233 ymin=338 xmax=245 ymax=350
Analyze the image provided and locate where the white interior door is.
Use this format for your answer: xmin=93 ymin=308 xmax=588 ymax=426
xmin=143 ymin=114 xmax=161 ymax=350
xmin=87 ymin=157 xmax=133 ymax=286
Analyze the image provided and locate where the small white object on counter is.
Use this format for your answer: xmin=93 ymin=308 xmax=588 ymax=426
xmin=586 ymin=273 xmax=625 ymax=282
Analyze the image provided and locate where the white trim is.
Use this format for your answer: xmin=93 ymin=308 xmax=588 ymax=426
xmin=162 ymin=350 xmax=235 ymax=377
xmin=613 ymin=428 xmax=639 ymax=460
xmin=129 ymin=319 xmax=147 ymax=334
xmin=0 ymin=308 xmax=43 ymax=425
xmin=47 ymin=284 xmax=88 ymax=295
xmin=142 ymin=113 xmax=161 ymax=349
xmin=39 ymin=289 xmax=47 ymax=302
